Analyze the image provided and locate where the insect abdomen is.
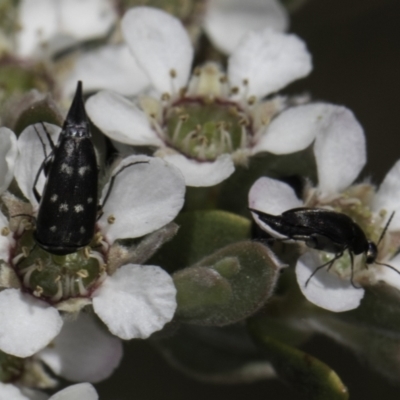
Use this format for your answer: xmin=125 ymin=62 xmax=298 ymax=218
xmin=34 ymin=136 xmax=98 ymax=255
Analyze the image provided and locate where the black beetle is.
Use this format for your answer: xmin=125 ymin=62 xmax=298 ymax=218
xmin=33 ymin=81 xmax=98 ymax=255
xmin=249 ymin=207 xmax=396 ymax=286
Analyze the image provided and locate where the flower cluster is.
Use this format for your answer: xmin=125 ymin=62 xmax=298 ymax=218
xmin=0 ymin=1 xmax=399 ymax=399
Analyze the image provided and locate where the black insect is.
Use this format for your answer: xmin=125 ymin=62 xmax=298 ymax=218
xmin=249 ymin=207 xmax=397 ymax=287
xmin=33 ymin=81 xmax=98 ymax=255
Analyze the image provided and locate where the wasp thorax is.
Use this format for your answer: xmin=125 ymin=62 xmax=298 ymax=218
xmin=11 ymin=230 xmax=106 ymax=304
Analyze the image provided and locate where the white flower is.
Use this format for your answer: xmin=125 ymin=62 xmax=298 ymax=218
xmin=248 ymin=104 xmax=400 ymax=312
xmin=62 ymin=0 xmax=288 ymax=97
xmin=85 ymin=6 xmax=312 ymax=186
xmin=0 ymin=382 xmax=98 ymax=400
xmin=0 ymin=122 xmax=185 ymax=357
xmin=0 ymin=313 xmax=120 ymax=396
xmin=3 ymin=0 xmax=117 ymax=59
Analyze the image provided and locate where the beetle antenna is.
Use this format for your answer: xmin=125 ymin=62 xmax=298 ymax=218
xmin=377 ymin=211 xmax=395 ymax=246
xmin=374 ymin=261 xmax=400 ymax=276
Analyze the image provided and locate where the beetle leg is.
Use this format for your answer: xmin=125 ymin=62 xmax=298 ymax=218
xmin=349 ymin=251 xmax=362 ymax=289
xmin=305 ymin=252 xmax=344 ymax=287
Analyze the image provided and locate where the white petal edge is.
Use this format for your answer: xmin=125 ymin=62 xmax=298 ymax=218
xmin=49 ymin=383 xmax=98 ymax=400
xmin=248 ymin=176 xmax=303 ymax=237
xmin=296 ymin=252 xmax=364 ymax=312
xmin=0 ymin=208 xmax=14 ymax=262
xmin=204 ymin=0 xmax=289 ymax=54
xmin=98 ymin=155 xmax=185 ymax=242
xmin=0 ymin=128 xmax=18 ymax=195
xmin=372 ymin=159 xmax=400 ymax=231
xmin=121 ymin=7 xmax=193 ymax=95
xmin=62 ymin=44 xmax=149 ymax=98
xmin=313 ymin=105 xmax=366 ymax=195
xmin=92 ymin=264 xmax=177 ymax=340
xmin=38 ymin=312 xmax=123 ymax=383
xmin=86 ymin=90 xmax=163 ymax=147
xmin=0 ymin=288 xmax=63 ymax=357
xmin=0 ymin=383 xmax=30 ymax=400
xmin=158 ymin=152 xmax=235 ymax=187
xmin=228 ymin=29 xmax=312 ymax=100
xmin=15 ymin=123 xmax=61 ymax=208
xmin=58 ymin=0 xmax=117 ymax=40
xmin=252 ymin=103 xmax=330 ymax=155
xmin=16 ymin=0 xmax=58 ymax=57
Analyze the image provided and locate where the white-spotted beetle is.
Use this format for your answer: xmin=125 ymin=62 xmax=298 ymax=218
xmin=33 ymin=81 xmax=98 ymax=255
xmin=250 ymin=207 xmax=397 ymax=286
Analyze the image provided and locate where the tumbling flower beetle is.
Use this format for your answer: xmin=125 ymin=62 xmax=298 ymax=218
xmin=250 ymin=207 xmax=397 ymax=286
xmin=33 ymin=81 xmax=98 ymax=255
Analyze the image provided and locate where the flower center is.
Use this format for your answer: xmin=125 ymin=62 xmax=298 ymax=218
xmin=10 ymin=229 xmax=106 ymax=304
xmin=164 ymin=99 xmax=250 ymax=161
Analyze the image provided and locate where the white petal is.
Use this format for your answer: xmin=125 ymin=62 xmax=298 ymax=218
xmin=204 ymin=0 xmax=289 ymax=54
xmin=248 ymin=176 xmax=303 ymax=237
xmin=38 ymin=313 xmax=122 ymax=383
xmin=0 ymin=289 xmax=63 ymax=357
xmin=15 ymin=123 xmax=61 ymax=208
xmin=159 ymin=152 xmax=235 ymax=187
xmin=0 ymin=208 xmax=13 ymax=262
xmin=63 ymin=44 xmax=149 ymax=98
xmin=313 ymin=105 xmax=366 ymax=195
xmin=295 ymin=252 xmax=364 ymax=312
xmin=0 ymin=128 xmax=17 ymax=194
xmin=20 ymin=388 xmax=48 ymax=400
xmin=16 ymin=0 xmax=58 ymax=57
xmin=86 ymin=90 xmax=163 ymax=147
xmin=249 ymin=176 xmax=302 ymax=214
xmin=228 ymin=29 xmax=312 ymax=99
xmin=373 ymin=160 xmax=400 ymax=230
xmin=93 ymin=264 xmax=177 ymax=339
xmin=252 ymin=103 xmax=328 ymax=154
xmin=98 ymin=155 xmax=185 ymax=242
xmin=49 ymin=383 xmax=98 ymax=400
xmin=58 ymin=0 xmax=116 ymax=40
xmin=121 ymin=7 xmax=193 ymax=95
xmin=0 ymin=383 xmax=29 ymax=400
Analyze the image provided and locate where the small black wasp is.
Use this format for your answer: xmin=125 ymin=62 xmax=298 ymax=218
xmin=250 ymin=207 xmax=397 ymax=287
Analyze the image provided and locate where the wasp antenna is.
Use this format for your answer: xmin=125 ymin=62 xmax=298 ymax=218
xmin=377 ymin=211 xmax=395 ymax=246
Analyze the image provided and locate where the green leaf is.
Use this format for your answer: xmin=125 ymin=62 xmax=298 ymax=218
xmin=174 ymin=241 xmax=281 ymax=326
xmin=149 ymin=210 xmax=252 ymax=273
xmin=13 ymin=95 xmax=64 ymax=135
xmin=153 ymin=324 xmax=275 ymax=383
xmin=249 ymin=320 xmax=349 ymax=400
xmin=307 ymin=283 xmax=400 ymax=382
